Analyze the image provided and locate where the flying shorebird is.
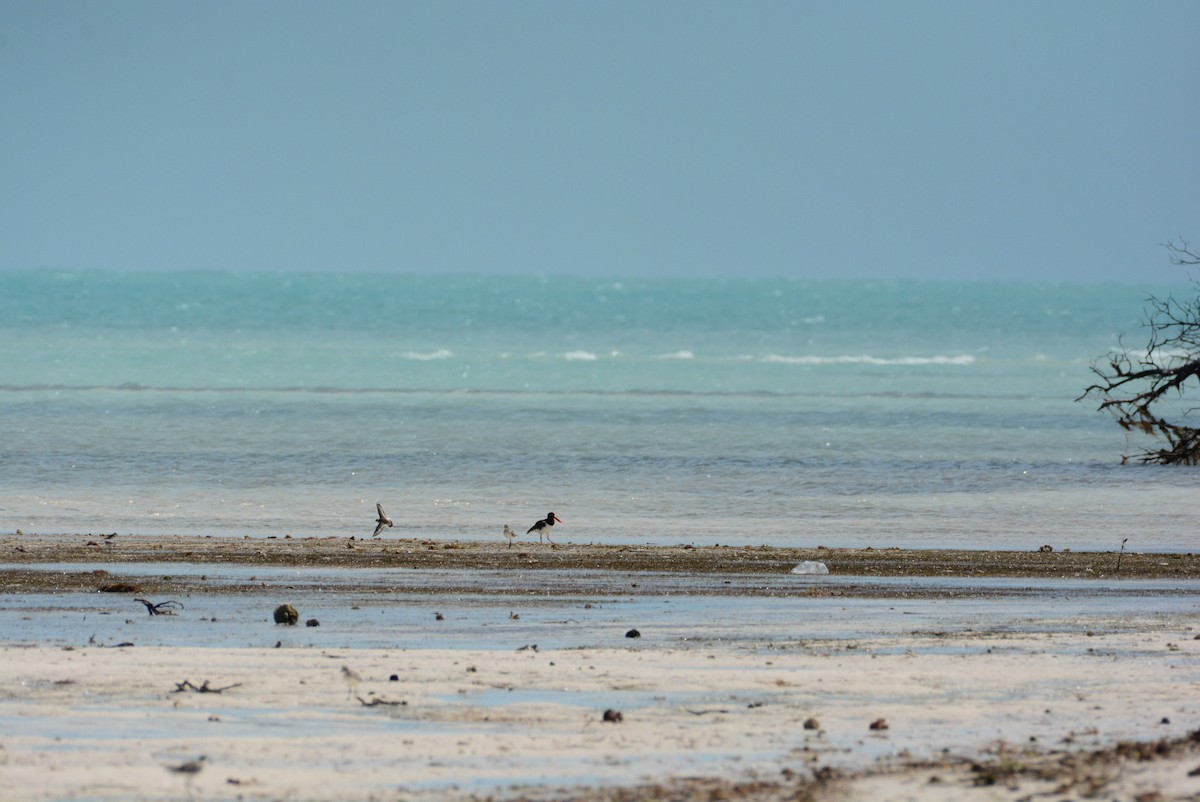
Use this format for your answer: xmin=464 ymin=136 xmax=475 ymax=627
xmin=372 ymin=503 xmax=393 ymax=537
xmin=503 ymin=524 xmax=516 ymax=548
xmin=526 ymin=512 xmax=563 ymax=544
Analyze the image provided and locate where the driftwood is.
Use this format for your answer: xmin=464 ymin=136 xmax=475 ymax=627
xmin=172 ymin=679 xmax=242 ymax=694
xmin=356 ymin=695 xmax=407 ymax=707
xmin=135 ymin=598 xmax=183 ymax=616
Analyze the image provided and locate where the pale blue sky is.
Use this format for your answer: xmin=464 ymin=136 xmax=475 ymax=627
xmin=2 ymin=1 xmax=1197 ymax=281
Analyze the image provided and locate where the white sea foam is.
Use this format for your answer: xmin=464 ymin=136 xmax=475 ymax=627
xmin=402 ymin=349 xmax=454 ymax=361
xmin=564 ymin=351 xmax=598 ymax=361
xmin=762 ymin=354 xmax=976 ymax=366
xmin=657 ymin=350 xmax=695 ymax=360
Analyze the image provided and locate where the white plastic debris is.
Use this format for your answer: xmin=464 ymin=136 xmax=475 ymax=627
xmin=790 ymin=561 xmax=829 ymax=575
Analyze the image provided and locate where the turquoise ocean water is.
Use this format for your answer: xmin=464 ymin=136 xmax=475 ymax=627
xmin=1 ymin=270 xmax=1194 ymax=551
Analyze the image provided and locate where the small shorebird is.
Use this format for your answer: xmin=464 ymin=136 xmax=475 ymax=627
xmin=166 ymin=755 xmax=206 ymax=795
xmin=341 ymin=665 xmax=363 ymax=699
xmin=372 ymin=503 xmax=393 ymax=537
xmin=167 ymin=755 xmax=207 ymax=775
xmin=526 ymin=512 xmax=563 ymax=544
xmin=503 ymin=524 xmax=516 ymax=548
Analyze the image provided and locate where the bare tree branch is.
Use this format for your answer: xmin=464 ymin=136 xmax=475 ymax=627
xmin=1079 ymin=245 xmax=1200 ymax=464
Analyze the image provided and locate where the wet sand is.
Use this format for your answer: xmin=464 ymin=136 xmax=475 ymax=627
xmin=3 ymin=532 xmax=1196 ymax=596
xmin=2 ymin=532 xmax=1198 ymax=801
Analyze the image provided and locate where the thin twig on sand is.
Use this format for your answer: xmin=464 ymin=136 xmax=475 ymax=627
xmin=172 ymin=679 xmax=242 ymax=694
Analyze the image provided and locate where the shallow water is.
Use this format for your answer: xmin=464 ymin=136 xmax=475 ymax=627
xmin=4 ymin=272 xmax=1197 ymax=552
xmin=3 ymin=566 xmax=1197 ymax=653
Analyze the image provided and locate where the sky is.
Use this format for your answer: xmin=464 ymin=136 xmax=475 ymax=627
xmin=1 ymin=1 xmax=1198 ymax=282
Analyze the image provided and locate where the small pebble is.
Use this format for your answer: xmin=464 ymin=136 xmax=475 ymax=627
xmin=602 ymin=709 xmax=623 ymax=723
xmin=625 ymin=629 xmax=641 ymax=639
xmin=305 ymin=618 xmax=320 ymax=627
xmin=803 ymin=717 xmax=820 ymax=730
xmin=869 ymin=718 xmax=889 ymax=731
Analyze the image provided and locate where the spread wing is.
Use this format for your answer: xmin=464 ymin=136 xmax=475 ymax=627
xmin=373 ymin=503 xmax=392 ymax=536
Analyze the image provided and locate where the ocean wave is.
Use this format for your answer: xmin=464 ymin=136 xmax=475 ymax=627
xmin=656 ymin=350 xmax=695 ymax=360
xmin=762 ymin=354 xmax=976 ymax=366
xmin=401 ymin=349 xmax=454 ymax=361
xmin=563 ymin=350 xmax=598 ymax=361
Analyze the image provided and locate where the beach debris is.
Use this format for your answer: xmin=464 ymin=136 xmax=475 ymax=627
xmin=305 ymin=618 xmax=320 ymax=627
xmin=625 ymin=628 xmax=641 ymax=639
xmin=134 ymin=598 xmax=183 ymax=616
xmin=517 ymin=644 xmax=538 ymax=652
xmin=791 ymin=561 xmax=829 ymax=575
xmin=869 ymin=718 xmax=890 ymax=731
xmin=357 ymin=696 xmax=407 ymax=707
xmin=503 ymin=524 xmax=516 ymax=548
xmin=99 ymin=582 xmax=142 ymax=593
xmin=173 ymin=679 xmax=242 ymax=694
xmin=804 ymin=717 xmax=821 ymax=730
xmin=602 ymin=709 xmax=624 ymax=723
xmin=372 ymin=502 xmax=393 ymax=537
xmin=1039 ymin=544 xmax=1054 ymax=552
xmin=389 ymin=674 xmax=399 ymax=681
xmin=341 ymin=665 xmax=363 ymax=698
xmin=435 ymin=612 xmax=444 ymax=621
xmin=273 ymin=604 xmax=299 ymax=625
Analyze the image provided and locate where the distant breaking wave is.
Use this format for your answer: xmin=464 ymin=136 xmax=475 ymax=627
xmin=762 ymin=354 xmax=976 ymax=366
xmin=656 ymin=350 xmax=695 ymax=360
xmin=401 ymin=349 xmax=454 ymax=361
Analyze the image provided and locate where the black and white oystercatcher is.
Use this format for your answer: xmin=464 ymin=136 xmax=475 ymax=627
xmin=372 ymin=503 xmax=393 ymax=537
xmin=526 ymin=512 xmax=563 ymax=544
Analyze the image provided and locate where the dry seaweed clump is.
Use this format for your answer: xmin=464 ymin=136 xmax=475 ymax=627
xmin=273 ymin=604 xmax=299 ymax=625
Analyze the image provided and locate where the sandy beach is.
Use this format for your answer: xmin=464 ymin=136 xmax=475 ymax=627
xmin=2 ymin=533 xmax=1198 ymax=801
